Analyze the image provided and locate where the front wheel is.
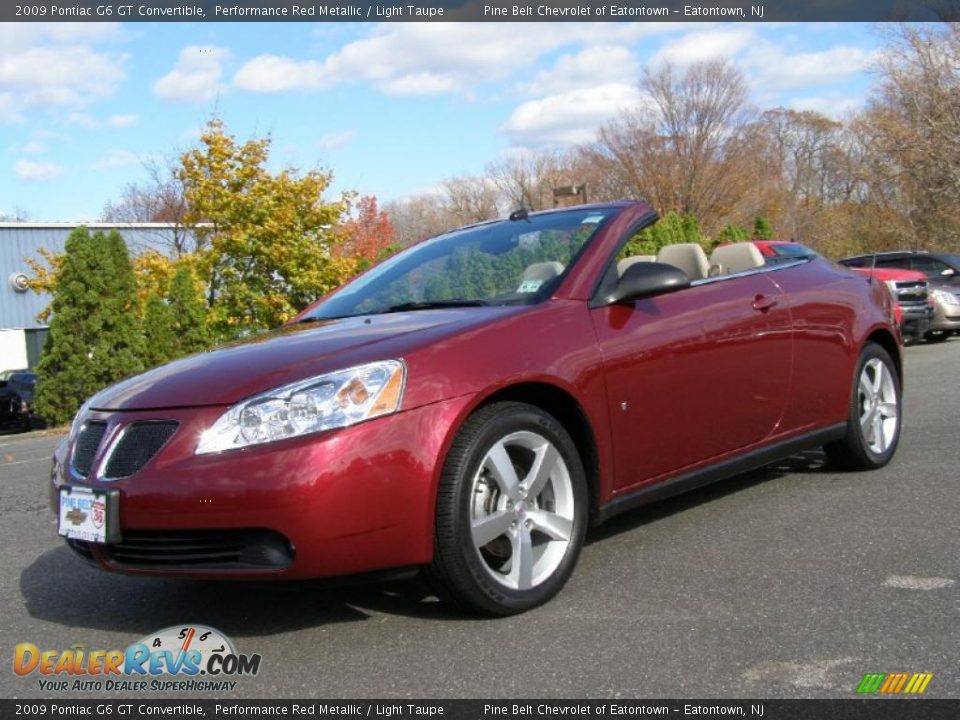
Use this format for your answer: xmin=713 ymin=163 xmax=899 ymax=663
xmin=429 ymin=402 xmax=588 ymax=616
xmin=824 ymin=342 xmax=901 ymax=470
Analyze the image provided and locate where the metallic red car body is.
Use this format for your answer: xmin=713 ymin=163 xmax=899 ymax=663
xmin=51 ymin=202 xmax=901 ymax=589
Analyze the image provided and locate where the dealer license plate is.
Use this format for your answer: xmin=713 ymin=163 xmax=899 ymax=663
xmin=58 ymin=486 xmax=115 ymax=543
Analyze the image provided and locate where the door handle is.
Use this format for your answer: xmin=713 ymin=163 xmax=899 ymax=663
xmin=752 ymin=294 xmax=778 ymax=312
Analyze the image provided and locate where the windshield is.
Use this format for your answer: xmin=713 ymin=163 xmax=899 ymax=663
xmin=770 ymin=243 xmax=814 ymax=257
xmin=304 ymin=208 xmax=613 ymax=320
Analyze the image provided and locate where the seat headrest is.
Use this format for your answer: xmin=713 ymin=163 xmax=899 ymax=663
xmin=709 ymin=243 xmax=765 ymax=275
xmin=518 ymin=261 xmax=565 ymax=293
xmin=656 ymin=243 xmax=710 ymax=281
xmin=521 ymin=261 xmax=565 ymax=282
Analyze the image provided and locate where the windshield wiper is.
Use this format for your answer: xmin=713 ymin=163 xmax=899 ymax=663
xmin=380 ymin=300 xmax=490 ymax=313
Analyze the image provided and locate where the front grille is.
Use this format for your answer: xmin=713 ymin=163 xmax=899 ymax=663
xmin=103 ymin=421 xmax=178 ymax=479
xmin=895 ymin=280 xmax=925 ymax=290
xmin=72 ymin=422 xmax=107 ymax=477
xmin=103 ymin=529 xmax=294 ymax=570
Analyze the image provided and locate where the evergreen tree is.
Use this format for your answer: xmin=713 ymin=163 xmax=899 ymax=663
xmin=101 ymin=230 xmax=146 ymax=381
xmin=753 ymin=216 xmax=774 ymax=240
xmin=142 ymin=291 xmax=176 ymax=368
xmin=717 ymin=224 xmax=750 ymax=244
xmin=36 ymin=227 xmax=122 ymax=424
xmin=167 ymin=266 xmax=212 ymax=356
xmin=681 ymin=214 xmax=702 ymax=244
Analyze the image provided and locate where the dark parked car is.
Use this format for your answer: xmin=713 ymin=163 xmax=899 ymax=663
xmin=51 ymin=202 xmax=903 ymax=615
xmin=840 ymin=251 xmax=960 ymax=341
xmin=0 ymin=369 xmax=36 ymax=431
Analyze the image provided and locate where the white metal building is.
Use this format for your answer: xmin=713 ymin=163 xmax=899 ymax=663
xmin=0 ymin=223 xmax=186 ymax=372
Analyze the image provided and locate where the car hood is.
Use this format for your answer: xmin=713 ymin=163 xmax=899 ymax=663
xmin=89 ymin=308 xmax=519 ymax=411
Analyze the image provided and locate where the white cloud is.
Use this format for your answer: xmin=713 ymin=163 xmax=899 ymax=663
xmin=744 ymin=43 xmax=877 ymax=90
xmin=518 ymin=46 xmax=638 ymax=96
xmin=651 ymin=28 xmax=756 ymax=68
xmin=787 ymin=94 xmax=864 ymax=119
xmin=14 ymin=159 xmax=62 ymax=181
xmin=20 ymin=140 xmax=46 ymax=154
xmin=502 ymin=83 xmax=644 ymax=146
xmin=107 ymin=113 xmax=138 ymax=127
xmin=92 ymin=149 xmax=140 ymax=171
xmin=233 ymin=54 xmax=325 ymax=93
xmin=234 ymin=23 xmax=685 ymax=97
xmin=318 ymin=129 xmax=357 ymax=150
xmin=0 ymin=25 xmax=126 ymax=123
xmin=154 ymin=46 xmax=230 ymax=103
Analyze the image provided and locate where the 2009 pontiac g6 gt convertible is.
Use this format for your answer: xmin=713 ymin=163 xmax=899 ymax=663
xmin=52 ymin=201 xmax=903 ymax=615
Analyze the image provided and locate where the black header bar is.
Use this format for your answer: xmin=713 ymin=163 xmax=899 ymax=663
xmin=4 ymin=0 xmax=958 ymax=22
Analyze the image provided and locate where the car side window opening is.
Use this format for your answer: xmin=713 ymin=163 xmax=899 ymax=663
xmin=911 ymin=256 xmax=953 ymax=277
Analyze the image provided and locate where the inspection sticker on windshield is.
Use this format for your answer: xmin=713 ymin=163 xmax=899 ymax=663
xmin=517 ymin=280 xmax=543 ymax=293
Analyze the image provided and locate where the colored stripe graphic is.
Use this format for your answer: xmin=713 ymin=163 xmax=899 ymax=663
xmin=857 ymin=672 xmax=932 ymax=694
xmin=857 ymin=673 xmax=885 ymax=694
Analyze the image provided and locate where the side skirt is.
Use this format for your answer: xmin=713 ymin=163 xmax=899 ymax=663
xmin=594 ymin=423 xmax=848 ymax=525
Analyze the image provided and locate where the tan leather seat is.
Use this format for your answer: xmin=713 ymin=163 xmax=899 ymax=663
xmin=709 ymin=243 xmax=765 ymax=276
xmin=617 ymin=255 xmax=656 ymax=278
xmin=656 ymin=244 xmax=710 ymax=281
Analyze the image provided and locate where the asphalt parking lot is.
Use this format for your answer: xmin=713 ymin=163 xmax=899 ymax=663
xmin=1 ymin=340 xmax=957 ymax=700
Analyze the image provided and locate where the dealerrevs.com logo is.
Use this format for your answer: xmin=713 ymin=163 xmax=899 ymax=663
xmin=13 ymin=625 xmax=261 ymax=693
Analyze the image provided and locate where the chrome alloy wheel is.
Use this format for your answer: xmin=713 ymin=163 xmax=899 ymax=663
xmin=858 ymin=357 xmax=899 ymax=454
xmin=469 ymin=430 xmax=575 ymax=591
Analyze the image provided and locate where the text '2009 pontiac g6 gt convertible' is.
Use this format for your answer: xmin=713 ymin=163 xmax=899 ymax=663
xmin=52 ymin=201 xmax=903 ymax=615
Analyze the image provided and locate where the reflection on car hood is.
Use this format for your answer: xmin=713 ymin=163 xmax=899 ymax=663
xmin=88 ymin=308 xmax=515 ymax=411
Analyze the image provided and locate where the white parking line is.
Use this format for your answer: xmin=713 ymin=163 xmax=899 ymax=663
xmin=883 ymin=575 xmax=956 ymax=590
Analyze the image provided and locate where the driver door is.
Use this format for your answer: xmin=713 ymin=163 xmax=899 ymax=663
xmin=591 ymin=273 xmax=793 ymax=493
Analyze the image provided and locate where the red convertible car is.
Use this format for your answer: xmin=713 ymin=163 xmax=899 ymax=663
xmin=52 ymin=202 xmax=903 ymax=615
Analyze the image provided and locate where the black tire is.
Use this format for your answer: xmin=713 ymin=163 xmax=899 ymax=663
xmin=924 ymin=330 xmax=949 ymax=343
xmin=824 ymin=342 xmax=902 ymax=470
xmin=429 ymin=401 xmax=588 ymax=616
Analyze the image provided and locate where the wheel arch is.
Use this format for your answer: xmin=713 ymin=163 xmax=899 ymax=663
xmin=865 ymin=327 xmax=902 ymax=384
xmin=471 ymin=381 xmax=602 ymax=524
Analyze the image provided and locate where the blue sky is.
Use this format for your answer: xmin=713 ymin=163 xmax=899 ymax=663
xmin=0 ymin=21 xmax=883 ymax=221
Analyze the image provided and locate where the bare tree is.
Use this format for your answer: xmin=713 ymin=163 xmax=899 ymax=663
xmin=588 ymin=59 xmax=757 ymax=231
xmin=856 ymin=23 xmax=960 ymax=250
xmin=100 ymin=157 xmax=197 ymax=255
xmin=442 ymin=175 xmax=502 ymax=224
xmin=486 ymin=150 xmax=574 ymax=211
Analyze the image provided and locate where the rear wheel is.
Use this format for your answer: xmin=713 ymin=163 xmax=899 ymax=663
xmin=924 ymin=330 xmax=949 ymax=343
xmin=824 ymin=342 xmax=901 ymax=470
xmin=430 ymin=402 xmax=587 ymax=615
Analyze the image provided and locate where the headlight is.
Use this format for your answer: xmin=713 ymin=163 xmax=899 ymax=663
xmin=931 ymin=289 xmax=960 ymax=306
xmin=196 ymin=360 xmax=406 ymax=454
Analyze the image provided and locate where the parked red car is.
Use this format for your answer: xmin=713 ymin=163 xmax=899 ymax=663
xmin=52 ymin=202 xmax=903 ymax=615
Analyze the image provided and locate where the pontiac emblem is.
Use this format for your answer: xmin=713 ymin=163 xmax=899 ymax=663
xmin=65 ymin=508 xmax=88 ymax=526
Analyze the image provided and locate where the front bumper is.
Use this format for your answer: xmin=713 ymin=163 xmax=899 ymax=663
xmin=929 ymin=298 xmax=960 ymax=333
xmin=898 ymin=305 xmax=933 ymax=341
xmin=51 ymin=395 xmax=473 ymax=579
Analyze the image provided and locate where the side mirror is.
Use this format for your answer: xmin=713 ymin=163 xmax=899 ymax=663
xmin=603 ymin=262 xmax=691 ymax=305
xmin=0 ymin=380 xmax=7 ymax=389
